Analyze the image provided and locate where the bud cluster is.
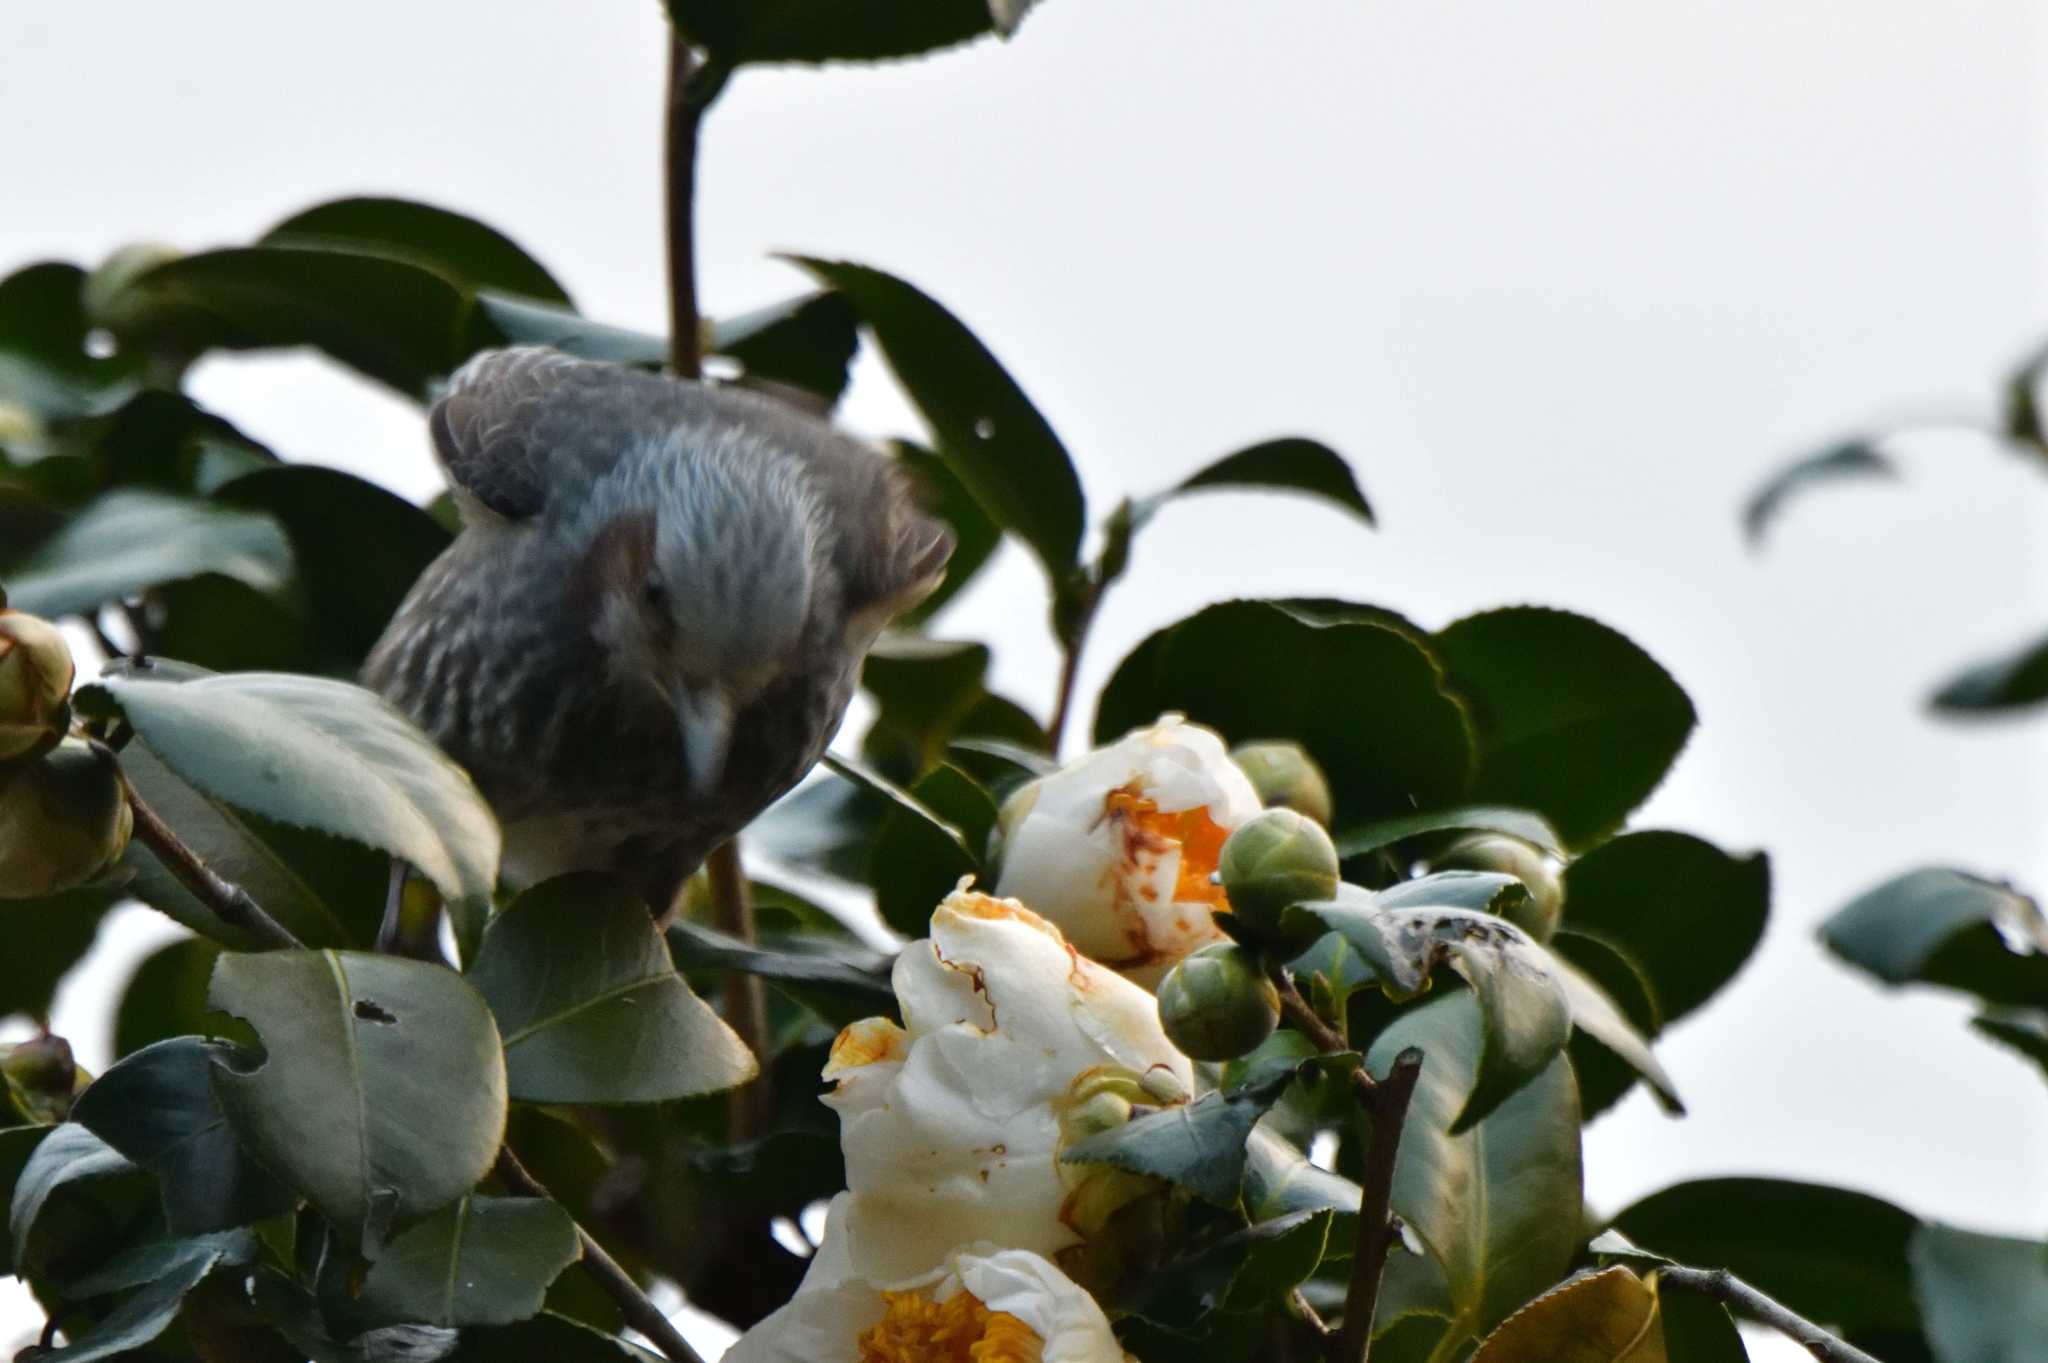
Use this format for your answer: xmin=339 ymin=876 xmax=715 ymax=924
xmin=0 ymin=608 xmax=131 ymax=897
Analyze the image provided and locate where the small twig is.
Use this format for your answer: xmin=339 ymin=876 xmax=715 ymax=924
xmin=1657 ymin=1266 xmax=1885 ymax=1363
xmin=1045 ymin=623 xmax=1088 ymax=754
xmin=1275 ymin=973 xmax=1356 ymax=1061
xmin=496 ymin=1148 xmax=707 ymax=1363
xmin=120 ymin=767 xmax=304 ymax=951
xmin=1338 ymin=1048 xmax=1422 ymax=1363
xmin=706 ymin=840 xmax=773 ymax=1139
xmin=665 ymin=34 xmax=725 ymax=383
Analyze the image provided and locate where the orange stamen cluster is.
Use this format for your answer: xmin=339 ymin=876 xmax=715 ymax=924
xmin=1104 ymin=786 xmax=1231 ymax=908
xmin=857 ymin=1288 xmax=1044 ymax=1363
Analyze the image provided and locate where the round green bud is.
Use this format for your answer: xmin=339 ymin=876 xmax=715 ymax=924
xmin=0 ymin=738 xmax=132 ymax=899
xmin=1229 ymin=741 xmax=1334 ymax=827
xmin=1217 ymin=807 xmax=1341 ymax=935
xmin=0 ymin=610 xmax=75 ymax=762
xmin=1434 ymin=832 xmax=1565 ymax=941
xmin=3 ymin=1034 xmax=79 ymax=1125
xmin=1157 ymin=943 xmax=1282 ymax=1061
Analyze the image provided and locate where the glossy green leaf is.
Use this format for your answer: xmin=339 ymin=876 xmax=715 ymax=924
xmin=1240 ymin=1125 xmax=1361 ymax=1223
xmin=472 ymin=293 xmax=668 ymax=367
xmin=1609 ymin=1178 xmax=1921 ymax=1338
xmin=666 ymin=0 xmax=995 ymax=66
xmin=1468 ymin=1266 xmax=1663 ymax=1363
xmin=1061 ymin=1068 xmax=1295 ymax=1207
xmin=1741 ymin=438 xmax=1895 ymax=545
xmin=794 ymin=258 xmax=1085 ymax=576
xmin=666 ymin=918 xmax=893 ymax=1027
xmin=112 ymin=937 xmax=221 ymax=1058
xmin=1555 ymin=959 xmax=1682 ymax=1115
xmin=0 ymin=889 xmax=114 ymax=1025
xmin=86 ymin=663 xmax=500 ymax=909
xmin=1096 ymin=600 xmax=1475 ymax=823
xmin=467 ymin=872 xmax=756 ymax=1104
xmin=214 ymin=464 xmax=451 ymax=665
xmin=871 ymin=763 xmax=994 ymax=936
xmin=1908 ymin=1224 xmax=2048 ymax=1363
xmin=1336 ymin=805 xmax=1562 ymax=860
xmin=42 ymin=1229 xmax=258 ymax=1363
xmin=0 ymin=262 xmax=140 ymax=420
xmin=1434 ymin=608 xmax=1695 ymax=849
xmin=263 ymin=196 xmax=572 ymax=305
xmin=0 ymin=488 xmax=292 ymax=620
xmin=1122 ymin=1210 xmax=1334 ymax=1333
xmin=1367 ymin=992 xmax=1583 ymax=1340
xmin=1929 ymin=627 xmax=2048 ymax=713
xmin=448 ymin=1312 xmax=665 ymax=1362
xmin=0 ymin=1125 xmax=51 ymax=1275
xmin=860 ymin=634 xmax=997 ymax=777
xmin=8 ymin=1122 xmax=141 ymax=1274
xmin=1655 ymin=1285 xmax=1749 ymax=1363
xmin=1287 ymin=878 xmax=1572 ymax=1131
xmin=1820 ymin=866 xmax=2048 ymax=1006
xmin=355 ymin=1194 xmax=579 ymax=1328
xmin=207 ymin=949 xmax=507 ymax=1245
xmin=892 ymin=440 xmax=1001 ymax=624
xmin=87 ymin=388 xmax=278 ymax=495
xmin=1146 ymin=437 xmax=1373 ymax=526
xmin=711 ymin=291 xmax=860 ymax=405
xmin=71 ymin=1037 xmax=295 ymax=1236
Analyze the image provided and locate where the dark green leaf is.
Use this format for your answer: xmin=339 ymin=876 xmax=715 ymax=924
xmin=1908 ymin=1224 xmax=2048 ymax=1362
xmin=1657 ymin=1284 xmax=1750 ymax=1363
xmin=1741 ymin=438 xmax=1895 ymax=545
xmin=1096 ymin=600 xmax=1475 ymax=823
xmin=207 ymin=949 xmax=508 ymax=1245
xmin=8 ymin=1122 xmax=138 ymax=1270
xmin=0 ymin=263 xmax=140 ymax=420
xmin=794 ymin=258 xmax=1085 ymax=576
xmin=355 ymin=1195 xmax=579 ymax=1328
xmin=1123 ymin=1210 xmax=1333 ymax=1332
xmin=747 ymin=774 xmax=879 ymax=888
xmin=1931 ymin=626 xmax=2048 ymax=713
xmin=871 ymin=763 xmax=994 ymax=936
xmin=1367 ymin=992 xmax=1583 ymax=1340
xmin=148 ymin=573 xmax=322 ymax=673
xmin=711 ymin=291 xmax=860 ymax=405
xmin=822 ymin=750 xmax=974 ymax=859
xmin=43 ymin=1230 xmax=258 ymax=1363
xmin=448 ymin=1311 xmax=664 ymax=1362
xmin=87 ymin=388 xmax=279 ymax=495
xmin=1434 ymin=608 xmax=1696 ymax=850
xmin=860 ymin=634 xmax=997 ymax=777
xmin=0 ymin=1125 xmax=49 ymax=1275
xmin=263 ymin=197 xmax=572 ymax=305
xmin=87 ymin=663 xmax=501 ymax=909
xmin=100 ymin=247 xmax=472 ymax=399
xmin=1336 ymin=805 xmax=1561 ymax=860
xmin=1149 ymin=438 xmax=1372 ymax=526
xmin=467 ymin=873 xmax=756 ymax=1104
xmin=113 ymin=938 xmax=222 ymax=1059
xmin=666 ymin=0 xmax=995 ymax=66
xmin=1061 ymin=1069 xmax=1294 ymax=1207
xmin=1970 ymin=1006 xmax=2048 ymax=1084
xmin=1609 ymin=1178 xmax=1921 ymax=1337
xmin=71 ymin=1037 xmax=296 ymax=1235
xmin=1556 ymin=831 xmax=1770 ymax=1030
xmin=892 ymin=440 xmax=1002 ymax=624
xmin=1286 ymin=879 xmax=1572 ymax=1131
xmin=0 ymin=889 xmax=114 ymax=1025
xmin=666 ymin=918 xmax=893 ymax=1027
xmin=1820 ymin=866 xmax=2048 ymax=1006
xmin=214 ymin=464 xmax=451 ymax=666
xmin=0 ymin=488 xmax=292 ymax=620
xmin=472 ymin=293 xmax=667 ymax=367
xmin=1554 ymin=960 xmax=1681 ymax=1115
xmin=1555 ymin=933 xmax=1665 ymax=1122
xmin=1241 ymin=1125 xmax=1361 ymax=1223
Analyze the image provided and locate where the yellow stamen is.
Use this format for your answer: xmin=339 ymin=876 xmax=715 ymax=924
xmin=857 ymin=1288 xmax=1044 ymax=1363
xmin=1104 ymin=785 xmax=1231 ymax=908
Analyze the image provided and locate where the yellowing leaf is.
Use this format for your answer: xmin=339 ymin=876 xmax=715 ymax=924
xmin=1470 ymin=1266 xmax=1666 ymax=1363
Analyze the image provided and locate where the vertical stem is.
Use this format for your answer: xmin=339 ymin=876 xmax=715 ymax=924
xmin=666 ymin=32 xmax=706 ymax=382
xmin=1045 ymin=591 xmax=1098 ymax=755
xmin=707 ymin=839 xmax=773 ymax=1138
xmin=1338 ymin=1048 xmax=1423 ymax=1362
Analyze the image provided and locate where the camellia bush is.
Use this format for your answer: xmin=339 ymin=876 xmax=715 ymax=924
xmin=2 ymin=7 xmax=2039 ymax=1363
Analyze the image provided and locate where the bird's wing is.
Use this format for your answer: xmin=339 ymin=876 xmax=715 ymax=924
xmin=838 ymin=466 xmax=957 ymax=646
xmin=429 ymin=348 xmax=674 ymax=523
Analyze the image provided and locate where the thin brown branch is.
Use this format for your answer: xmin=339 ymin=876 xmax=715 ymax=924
xmin=120 ymin=767 xmax=303 ymax=951
xmin=1275 ymin=973 xmax=1355 ymax=1061
xmin=1338 ymin=1047 xmax=1422 ymax=1363
xmin=496 ymin=1148 xmax=708 ymax=1363
xmin=1657 ymin=1266 xmax=1885 ymax=1363
xmin=665 ymin=34 xmax=717 ymax=381
xmin=706 ymin=839 xmax=773 ymax=1139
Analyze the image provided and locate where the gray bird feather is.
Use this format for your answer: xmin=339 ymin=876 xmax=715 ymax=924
xmin=364 ymin=347 xmax=953 ymax=914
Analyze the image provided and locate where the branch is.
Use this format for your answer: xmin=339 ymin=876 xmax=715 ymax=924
xmin=706 ymin=839 xmax=772 ymax=1139
xmin=119 ymin=767 xmax=304 ymax=951
xmin=665 ymin=35 xmax=726 ymax=382
xmin=1338 ymin=1048 xmax=1421 ymax=1363
xmin=496 ymin=1148 xmax=708 ymax=1363
xmin=1656 ymin=1266 xmax=1886 ymax=1363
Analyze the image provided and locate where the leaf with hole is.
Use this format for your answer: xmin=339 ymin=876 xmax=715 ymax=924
xmin=207 ymin=949 xmax=507 ymax=1246
xmin=467 ymin=872 xmax=756 ymax=1104
xmin=71 ymin=1036 xmax=295 ymax=1236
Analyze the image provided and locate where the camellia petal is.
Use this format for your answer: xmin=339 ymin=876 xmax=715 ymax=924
xmin=826 ymin=886 xmax=1193 ymax=1283
xmin=994 ymin=714 xmax=1262 ymax=983
xmin=728 ymin=1203 xmax=1129 ymax=1363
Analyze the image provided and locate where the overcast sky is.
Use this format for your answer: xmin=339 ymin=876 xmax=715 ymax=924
xmin=7 ymin=3 xmax=2048 ymax=1357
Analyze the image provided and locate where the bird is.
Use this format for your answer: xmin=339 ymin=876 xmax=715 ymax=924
xmin=363 ymin=346 xmax=954 ymax=916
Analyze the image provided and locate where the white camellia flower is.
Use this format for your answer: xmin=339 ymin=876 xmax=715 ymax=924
xmin=822 ymin=885 xmax=1194 ymax=1285
xmin=726 ymin=1200 xmax=1129 ymax=1363
xmin=994 ymin=714 xmax=1263 ymax=985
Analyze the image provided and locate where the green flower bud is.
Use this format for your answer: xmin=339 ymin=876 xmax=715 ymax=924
xmin=1157 ymin=943 xmax=1281 ymax=1061
xmin=1217 ymin=807 xmax=1341 ymax=935
xmin=3 ymin=1034 xmax=80 ymax=1125
xmin=1435 ymin=832 xmax=1565 ymax=941
xmin=0 ymin=610 xmax=75 ymax=762
xmin=1229 ymin=741 xmax=1333 ymax=827
xmin=0 ymin=738 xmax=132 ymax=898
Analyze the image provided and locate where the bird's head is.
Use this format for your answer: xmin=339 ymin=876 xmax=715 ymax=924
xmin=579 ymin=436 xmax=826 ymax=798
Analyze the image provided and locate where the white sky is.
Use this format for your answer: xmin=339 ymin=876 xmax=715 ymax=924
xmin=7 ymin=3 xmax=2048 ymax=1357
